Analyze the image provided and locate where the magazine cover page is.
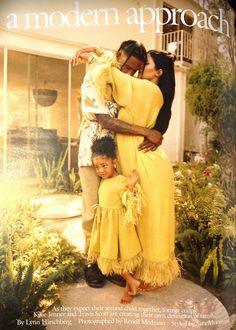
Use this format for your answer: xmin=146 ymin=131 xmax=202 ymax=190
xmin=0 ymin=0 xmax=235 ymax=329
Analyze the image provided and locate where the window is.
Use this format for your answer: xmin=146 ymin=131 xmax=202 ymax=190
xmin=0 ymin=49 xmax=85 ymax=177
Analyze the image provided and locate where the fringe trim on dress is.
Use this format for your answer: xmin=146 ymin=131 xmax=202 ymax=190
xmin=88 ymin=252 xmax=143 ymax=276
xmin=135 ymin=254 xmax=181 ymax=286
xmin=122 ymin=183 xmax=145 ymax=225
xmin=87 ymin=252 xmax=100 ymax=265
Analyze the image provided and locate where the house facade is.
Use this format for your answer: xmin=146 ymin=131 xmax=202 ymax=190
xmin=0 ymin=0 xmax=232 ymax=177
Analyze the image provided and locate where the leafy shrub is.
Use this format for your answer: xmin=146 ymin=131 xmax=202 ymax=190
xmin=174 ymin=161 xmax=236 ymax=287
xmin=34 ymin=150 xmax=68 ymax=191
xmin=34 ymin=149 xmax=81 ymax=193
xmin=0 ymin=202 xmax=84 ymax=329
xmin=186 ymin=63 xmax=236 ymax=206
xmin=67 ymin=168 xmax=82 ymax=193
xmin=186 ymin=64 xmax=236 ymax=148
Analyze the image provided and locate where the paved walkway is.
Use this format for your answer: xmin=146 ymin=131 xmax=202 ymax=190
xmin=33 ymin=194 xmax=232 ymax=330
xmin=45 ymin=278 xmax=230 ymax=330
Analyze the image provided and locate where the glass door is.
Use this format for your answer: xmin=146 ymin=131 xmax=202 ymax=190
xmin=1 ymin=48 xmax=85 ymax=178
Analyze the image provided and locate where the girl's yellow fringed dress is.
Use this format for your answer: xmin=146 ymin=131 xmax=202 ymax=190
xmin=88 ymin=174 xmax=144 ymax=275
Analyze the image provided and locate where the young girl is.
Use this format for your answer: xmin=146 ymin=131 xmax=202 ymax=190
xmin=88 ymin=136 xmax=144 ymax=303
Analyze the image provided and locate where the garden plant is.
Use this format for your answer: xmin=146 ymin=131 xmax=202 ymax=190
xmin=0 ymin=202 xmax=84 ymax=330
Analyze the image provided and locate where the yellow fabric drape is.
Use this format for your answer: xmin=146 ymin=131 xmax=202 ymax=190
xmin=91 ymin=61 xmax=180 ymax=285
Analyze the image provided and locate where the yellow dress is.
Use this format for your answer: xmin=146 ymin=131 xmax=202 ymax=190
xmin=92 ymin=64 xmax=180 ymax=286
xmin=88 ymin=174 xmax=144 ymax=275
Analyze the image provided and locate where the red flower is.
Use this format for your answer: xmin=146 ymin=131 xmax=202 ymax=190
xmin=203 ymin=168 xmax=211 ymax=176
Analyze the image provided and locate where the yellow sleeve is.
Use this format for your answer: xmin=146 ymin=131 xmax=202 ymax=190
xmin=92 ymin=64 xmax=163 ymax=125
xmin=111 ymin=68 xmax=163 ymax=114
xmin=121 ymin=183 xmax=145 ymax=225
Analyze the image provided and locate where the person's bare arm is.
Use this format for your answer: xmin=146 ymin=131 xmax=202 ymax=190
xmin=96 ymin=114 xmax=163 ymax=148
xmin=71 ymin=46 xmax=103 ymax=66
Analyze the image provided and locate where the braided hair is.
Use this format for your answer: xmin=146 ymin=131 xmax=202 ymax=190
xmin=117 ymin=40 xmax=147 ymax=69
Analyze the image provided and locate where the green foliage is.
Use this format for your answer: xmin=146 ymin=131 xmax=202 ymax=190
xmin=219 ymin=206 xmax=236 ymax=289
xmin=34 ymin=149 xmax=81 ymax=193
xmin=186 ymin=64 xmax=236 ymax=145
xmin=67 ymin=168 xmax=82 ymax=193
xmin=179 ymin=63 xmax=235 ymax=290
xmin=0 ymin=202 xmax=84 ymax=329
xmin=34 ymin=149 xmax=68 ymax=191
xmin=200 ymin=246 xmax=219 ymax=286
xmin=186 ymin=62 xmax=236 ymax=206
xmin=216 ymin=75 xmax=236 ymax=152
xmin=186 ymin=64 xmax=225 ymax=128
xmin=174 ymin=161 xmax=236 ymax=287
xmin=28 ymin=265 xmax=68 ymax=312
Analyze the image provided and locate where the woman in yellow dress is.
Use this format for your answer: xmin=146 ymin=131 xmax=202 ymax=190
xmin=91 ymin=50 xmax=180 ymax=289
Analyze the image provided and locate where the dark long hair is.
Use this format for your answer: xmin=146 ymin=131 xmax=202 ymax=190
xmin=148 ymin=50 xmax=175 ymax=132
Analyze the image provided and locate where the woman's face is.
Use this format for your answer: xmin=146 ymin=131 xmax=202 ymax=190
xmin=142 ymin=53 xmax=161 ymax=83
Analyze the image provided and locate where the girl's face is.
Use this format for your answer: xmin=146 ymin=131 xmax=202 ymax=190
xmin=142 ymin=53 xmax=162 ymax=83
xmin=93 ymin=155 xmax=117 ymax=179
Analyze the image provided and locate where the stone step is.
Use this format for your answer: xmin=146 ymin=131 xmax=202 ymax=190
xmin=44 ymin=278 xmax=230 ymax=330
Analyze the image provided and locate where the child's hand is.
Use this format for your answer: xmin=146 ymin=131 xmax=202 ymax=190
xmin=127 ymin=169 xmax=139 ymax=191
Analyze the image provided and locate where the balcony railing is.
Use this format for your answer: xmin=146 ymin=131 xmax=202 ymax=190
xmin=162 ymin=30 xmax=192 ymax=63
